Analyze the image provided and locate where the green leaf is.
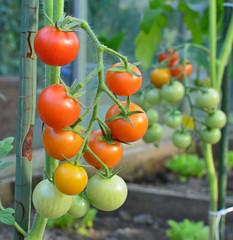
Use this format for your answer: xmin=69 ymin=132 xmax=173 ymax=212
xmin=0 ymin=208 xmax=15 ymax=225
xmin=80 ymin=208 xmax=97 ymax=228
xmin=98 ymin=32 xmax=125 ymax=51
xmin=156 ymin=13 xmax=168 ymax=27
xmin=0 ymin=137 xmax=14 ymax=158
xmin=135 ymin=24 xmax=161 ymax=70
xmin=150 ymin=0 xmax=168 ymax=9
xmin=140 ymin=9 xmax=159 ymax=34
xmin=0 ymin=93 xmax=7 ymax=102
xmin=0 ymin=161 xmax=14 ymax=171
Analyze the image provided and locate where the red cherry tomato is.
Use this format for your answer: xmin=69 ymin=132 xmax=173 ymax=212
xmin=105 ymin=102 xmax=148 ymax=142
xmin=34 ymin=26 xmax=80 ymax=66
xmin=106 ymin=62 xmax=142 ymax=96
xmin=171 ymin=60 xmax=193 ymax=79
xmin=83 ymin=129 xmax=123 ymax=169
xmin=37 ymin=84 xmax=81 ymax=129
xmin=158 ymin=48 xmax=179 ymax=66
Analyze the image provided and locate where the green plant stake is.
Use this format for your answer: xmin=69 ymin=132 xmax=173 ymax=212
xmin=14 ymin=0 xmax=39 ymax=239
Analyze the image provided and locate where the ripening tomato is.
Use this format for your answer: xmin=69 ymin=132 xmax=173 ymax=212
xmin=86 ymin=174 xmax=128 ymax=211
xmin=83 ymin=129 xmax=123 ymax=169
xmin=106 ymin=62 xmax=142 ymax=96
xmin=32 ymin=179 xmax=72 ymax=219
xmin=170 ymin=60 xmax=193 ymax=79
xmin=34 ymin=26 xmax=80 ymax=66
xmin=37 ymin=84 xmax=81 ymax=129
xmin=150 ymin=68 xmax=171 ymax=88
xmin=105 ymin=102 xmax=148 ymax=142
xmin=54 ymin=162 xmax=88 ymax=196
xmin=158 ymin=48 xmax=179 ymax=66
xmin=43 ymin=126 xmax=83 ymax=160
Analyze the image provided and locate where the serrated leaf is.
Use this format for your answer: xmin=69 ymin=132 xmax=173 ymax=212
xmin=0 ymin=208 xmax=15 ymax=225
xmin=0 ymin=137 xmax=14 ymax=158
xmin=0 ymin=161 xmax=14 ymax=171
xmin=135 ymin=24 xmax=161 ymax=70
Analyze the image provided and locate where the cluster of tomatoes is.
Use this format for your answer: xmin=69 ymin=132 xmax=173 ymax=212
xmin=136 ymin=48 xmax=226 ymax=149
xmin=32 ymin=24 xmax=148 ymax=219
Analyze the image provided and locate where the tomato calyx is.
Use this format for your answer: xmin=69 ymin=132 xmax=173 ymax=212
xmin=105 ymin=97 xmax=143 ymax=128
xmin=97 ymin=165 xmax=126 ymax=180
xmin=107 ymin=61 xmax=143 ymax=77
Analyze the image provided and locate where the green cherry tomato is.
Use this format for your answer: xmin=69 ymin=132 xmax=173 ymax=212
xmin=195 ymin=88 xmax=220 ymax=110
xmin=143 ymin=123 xmax=163 ymax=143
xmin=146 ymin=108 xmax=159 ymax=126
xmin=32 ymin=179 xmax=72 ymax=219
xmin=161 ymin=81 xmax=184 ymax=103
xmin=67 ymin=194 xmax=90 ymax=218
xmin=164 ymin=111 xmax=183 ymax=129
xmin=200 ymin=128 xmax=221 ymax=144
xmin=145 ymin=88 xmax=161 ymax=106
xmin=205 ymin=110 xmax=226 ymax=129
xmin=172 ymin=130 xmax=192 ymax=149
xmin=86 ymin=174 xmax=128 ymax=211
xmin=134 ymin=91 xmax=152 ymax=110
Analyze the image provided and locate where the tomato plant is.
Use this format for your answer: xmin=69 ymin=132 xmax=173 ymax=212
xmin=105 ymin=101 xmax=148 ymax=142
xmin=170 ymin=60 xmax=193 ymax=79
xmin=86 ymin=174 xmax=128 ymax=211
xmin=158 ymin=48 xmax=179 ymax=67
xmin=150 ymin=68 xmax=171 ymax=88
xmin=37 ymin=84 xmax=81 ymax=129
xmin=145 ymin=88 xmax=161 ymax=106
xmin=161 ymin=81 xmax=184 ymax=103
xmin=43 ymin=126 xmax=83 ymax=160
xmin=163 ymin=111 xmax=183 ymax=129
xmin=146 ymin=108 xmax=159 ymax=126
xmin=83 ymin=129 xmax=123 ymax=169
xmin=205 ymin=110 xmax=226 ymax=129
xmin=172 ymin=130 xmax=192 ymax=149
xmin=143 ymin=123 xmax=163 ymax=143
xmin=32 ymin=179 xmax=72 ymax=219
xmin=200 ymin=128 xmax=221 ymax=144
xmin=54 ymin=162 xmax=88 ymax=195
xmin=106 ymin=62 xmax=142 ymax=96
xmin=67 ymin=195 xmax=90 ymax=218
xmin=34 ymin=26 xmax=80 ymax=66
xmin=195 ymin=88 xmax=220 ymax=110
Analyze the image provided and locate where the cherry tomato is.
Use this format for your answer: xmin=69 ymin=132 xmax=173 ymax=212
xmin=200 ymin=128 xmax=221 ymax=144
xmin=105 ymin=102 xmax=148 ymax=142
xmin=106 ymin=62 xmax=142 ymax=96
xmin=150 ymin=68 xmax=171 ymax=88
xmin=37 ymin=84 xmax=81 ymax=129
xmin=205 ymin=110 xmax=226 ymax=129
xmin=134 ymin=91 xmax=152 ymax=110
xmin=164 ymin=111 xmax=183 ymax=129
xmin=86 ymin=174 xmax=128 ymax=211
xmin=172 ymin=130 xmax=192 ymax=149
xmin=32 ymin=179 xmax=72 ymax=219
xmin=158 ymin=48 xmax=179 ymax=66
xmin=170 ymin=60 xmax=193 ymax=79
xmin=145 ymin=88 xmax=161 ymax=106
xmin=54 ymin=162 xmax=88 ymax=196
xmin=83 ymin=129 xmax=123 ymax=169
xmin=161 ymin=81 xmax=184 ymax=103
xmin=146 ymin=108 xmax=159 ymax=127
xmin=143 ymin=123 xmax=163 ymax=143
xmin=67 ymin=195 xmax=90 ymax=218
xmin=34 ymin=26 xmax=80 ymax=66
xmin=195 ymin=88 xmax=220 ymax=110
xmin=43 ymin=126 xmax=83 ymax=160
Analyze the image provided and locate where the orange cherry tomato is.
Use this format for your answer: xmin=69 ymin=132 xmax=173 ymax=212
xmin=43 ymin=126 xmax=83 ymax=160
xmin=150 ymin=68 xmax=171 ymax=88
xmin=105 ymin=102 xmax=148 ymax=143
xmin=54 ymin=162 xmax=88 ymax=195
xmin=83 ymin=129 xmax=123 ymax=169
xmin=106 ymin=62 xmax=142 ymax=96
xmin=171 ymin=60 xmax=193 ymax=79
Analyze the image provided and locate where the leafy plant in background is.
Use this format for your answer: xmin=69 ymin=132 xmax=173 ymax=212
xmin=47 ymin=208 xmax=97 ymax=237
xmin=165 ymin=154 xmax=206 ymax=182
xmin=166 ymin=218 xmax=209 ymax=240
